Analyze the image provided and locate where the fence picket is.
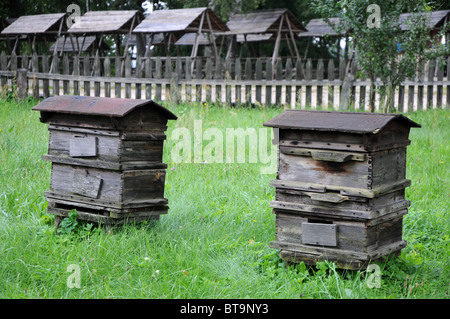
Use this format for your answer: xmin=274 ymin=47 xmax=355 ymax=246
xmin=103 ymin=57 xmax=111 ymax=98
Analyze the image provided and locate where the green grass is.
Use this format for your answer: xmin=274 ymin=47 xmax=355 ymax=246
xmin=0 ymin=97 xmax=448 ymax=299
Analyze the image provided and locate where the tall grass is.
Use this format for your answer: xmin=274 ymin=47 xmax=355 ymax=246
xmin=0 ymin=98 xmax=448 ymax=299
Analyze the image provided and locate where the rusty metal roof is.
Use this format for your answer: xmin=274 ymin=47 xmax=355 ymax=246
xmin=32 ymin=95 xmax=177 ymax=120
xmin=263 ymin=110 xmax=420 ymax=134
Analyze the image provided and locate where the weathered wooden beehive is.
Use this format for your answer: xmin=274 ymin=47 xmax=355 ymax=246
xmin=33 ymin=95 xmax=177 ymax=227
xmin=263 ymin=110 xmax=421 ymax=269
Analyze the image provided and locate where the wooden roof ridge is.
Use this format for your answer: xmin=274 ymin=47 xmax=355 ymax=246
xmin=399 ymin=9 xmax=450 ymax=30
xmin=224 ymin=8 xmax=306 ymax=35
xmin=32 ymin=95 xmax=178 ymax=120
xmin=49 ymin=36 xmax=110 ymax=52
xmin=263 ymin=110 xmax=421 ymax=134
xmin=133 ymin=7 xmax=228 ymax=34
xmin=298 ymin=17 xmax=350 ymax=37
xmin=68 ymin=10 xmax=143 ymax=34
xmin=1 ymin=13 xmax=67 ymax=35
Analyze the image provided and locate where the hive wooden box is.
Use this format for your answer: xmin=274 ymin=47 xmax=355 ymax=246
xmin=263 ymin=110 xmax=420 ymax=269
xmin=33 ymin=95 xmax=177 ymax=227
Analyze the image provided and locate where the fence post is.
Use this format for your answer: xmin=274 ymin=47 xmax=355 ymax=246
xmin=52 ymin=53 xmax=60 ymax=96
xmin=245 ymin=58 xmax=252 ymax=106
xmin=205 ymin=57 xmax=212 ymax=102
xmin=316 ymin=59 xmax=324 ymax=108
xmin=235 ymin=58 xmax=241 ymax=106
xmin=285 ymin=58 xmax=292 ymax=107
xmin=73 ymin=55 xmax=80 ymax=96
xmin=327 ymin=59 xmax=335 ymax=109
xmin=265 ymin=58 xmax=272 ymax=106
xmin=340 ymin=60 xmax=354 ymax=111
xmin=436 ymin=58 xmax=443 ymax=109
xmin=31 ymin=53 xmax=39 ymax=100
xmin=83 ymin=56 xmax=90 ymax=96
xmin=447 ymin=57 xmax=450 ymax=108
xmin=255 ymin=58 xmax=263 ymax=105
xmin=305 ymin=59 xmax=312 ymax=107
xmin=63 ymin=55 xmax=70 ymax=95
xmin=15 ymin=68 xmax=28 ymax=100
xmin=295 ymin=58 xmax=303 ymax=108
xmin=145 ymin=57 xmax=152 ymax=100
xmin=42 ymin=54 xmax=50 ymax=98
xmin=0 ymin=52 xmax=7 ymax=95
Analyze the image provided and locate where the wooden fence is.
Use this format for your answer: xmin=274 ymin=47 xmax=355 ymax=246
xmin=0 ymin=51 xmax=449 ymax=111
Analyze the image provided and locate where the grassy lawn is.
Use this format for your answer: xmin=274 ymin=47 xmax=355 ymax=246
xmin=0 ymin=97 xmax=448 ymax=299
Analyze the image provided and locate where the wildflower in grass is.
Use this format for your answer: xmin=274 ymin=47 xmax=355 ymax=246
xmin=171 ymin=167 xmax=175 ymax=171
xmin=249 ymin=239 xmax=255 ymax=245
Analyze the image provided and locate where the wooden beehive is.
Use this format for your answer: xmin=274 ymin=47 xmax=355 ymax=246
xmin=33 ymin=95 xmax=177 ymax=227
xmin=263 ymin=110 xmax=421 ymax=269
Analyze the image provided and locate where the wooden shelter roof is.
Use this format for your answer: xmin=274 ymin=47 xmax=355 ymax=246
xmin=175 ymin=33 xmax=210 ymax=46
xmin=399 ymin=10 xmax=450 ymax=31
xmin=68 ymin=10 xmax=143 ymax=34
xmin=1 ymin=13 xmax=66 ymax=35
xmin=224 ymin=9 xmax=306 ymax=35
xmin=49 ymin=36 xmax=110 ymax=52
xmin=298 ymin=18 xmax=349 ymax=37
xmin=133 ymin=7 xmax=228 ymax=33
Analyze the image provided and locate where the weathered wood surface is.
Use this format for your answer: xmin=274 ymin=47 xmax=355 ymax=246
xmin=301 ymin=222 xmax=337 ymax=247
xmin=49 ymin=163 xmax=166 ymax=206
xmin=69 ymin=135 xmax=98 ymax=157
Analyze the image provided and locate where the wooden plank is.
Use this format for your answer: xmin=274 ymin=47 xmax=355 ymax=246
xmin=316 ymin=59 xmax=324 ymax=108
xmin=327 ymin=59 xmax=335 ymax=109
xmin=205 ymin=57 xmax=212 ymax=102
xmin=155 ymin=56 xmax=162 ymax=101
xmin=285 ymin=58 xmax=293 ymax=106
xmin=275 ymin=59 xmax=283 ymax=105
xmin=302 ymin=222 xmax=337 ymax=247
xmin=295 ymin=58 xmax=303 ymax=107
xmin=135 ymin=56 xmax=143 ymax=99
xmin=407 ymin=83 xmax=414 ymax=112
xmin=235 ymin=58 xmax=241 ymax=106
xmin=305 ymin=59 xmax=312 ymax=107
xmin=104 ymin=57 xmax=111 ymax=98
xmin=31 ymin=53 xmax=39 ymax=100
xmin=145 ymin=57 xmax=152 ymax=99
xmin=94 ymin=55 xmax=101 ymax=97
xmin=115 ymin=57 xmax=122 ymax=98
xmin=52 ymin=54 xmax=60 ymax=96
xmin=426 ymin=60 xmax=435 ymax=110
xmin=0 ymin=52 xmax=7 ymax=95
xmin=225 ymin=59 xmax=232 ymax=104
xmin=436 ymin=58 xmax=443 ymax=109
xmin=245 ymin=58 xmax=252 ymax=106
xmin=255 ymin=58 xmax=262 ymax=104
xmin=69 ymin=135 xmax=97 ymax=157
xmin=42 ymin=54 xmax=50 ymax=98
xmin=447 ymin=57 xmax=450 ymax=109
xmin=83 ymin=56 xmax=90 ymax=96
xmin=195 ymin=58 xmax=202 ymax=102
xmin=71 ymin=171 xmax=102 ymax=199
xmin=125 ymin=55 xmax=132 ymax=99
xmin=62 ymin=55 xmax=70 ymax=95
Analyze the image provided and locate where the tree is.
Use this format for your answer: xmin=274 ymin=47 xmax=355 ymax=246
xmin=312 ymin=0 xmax=450 ymax=112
